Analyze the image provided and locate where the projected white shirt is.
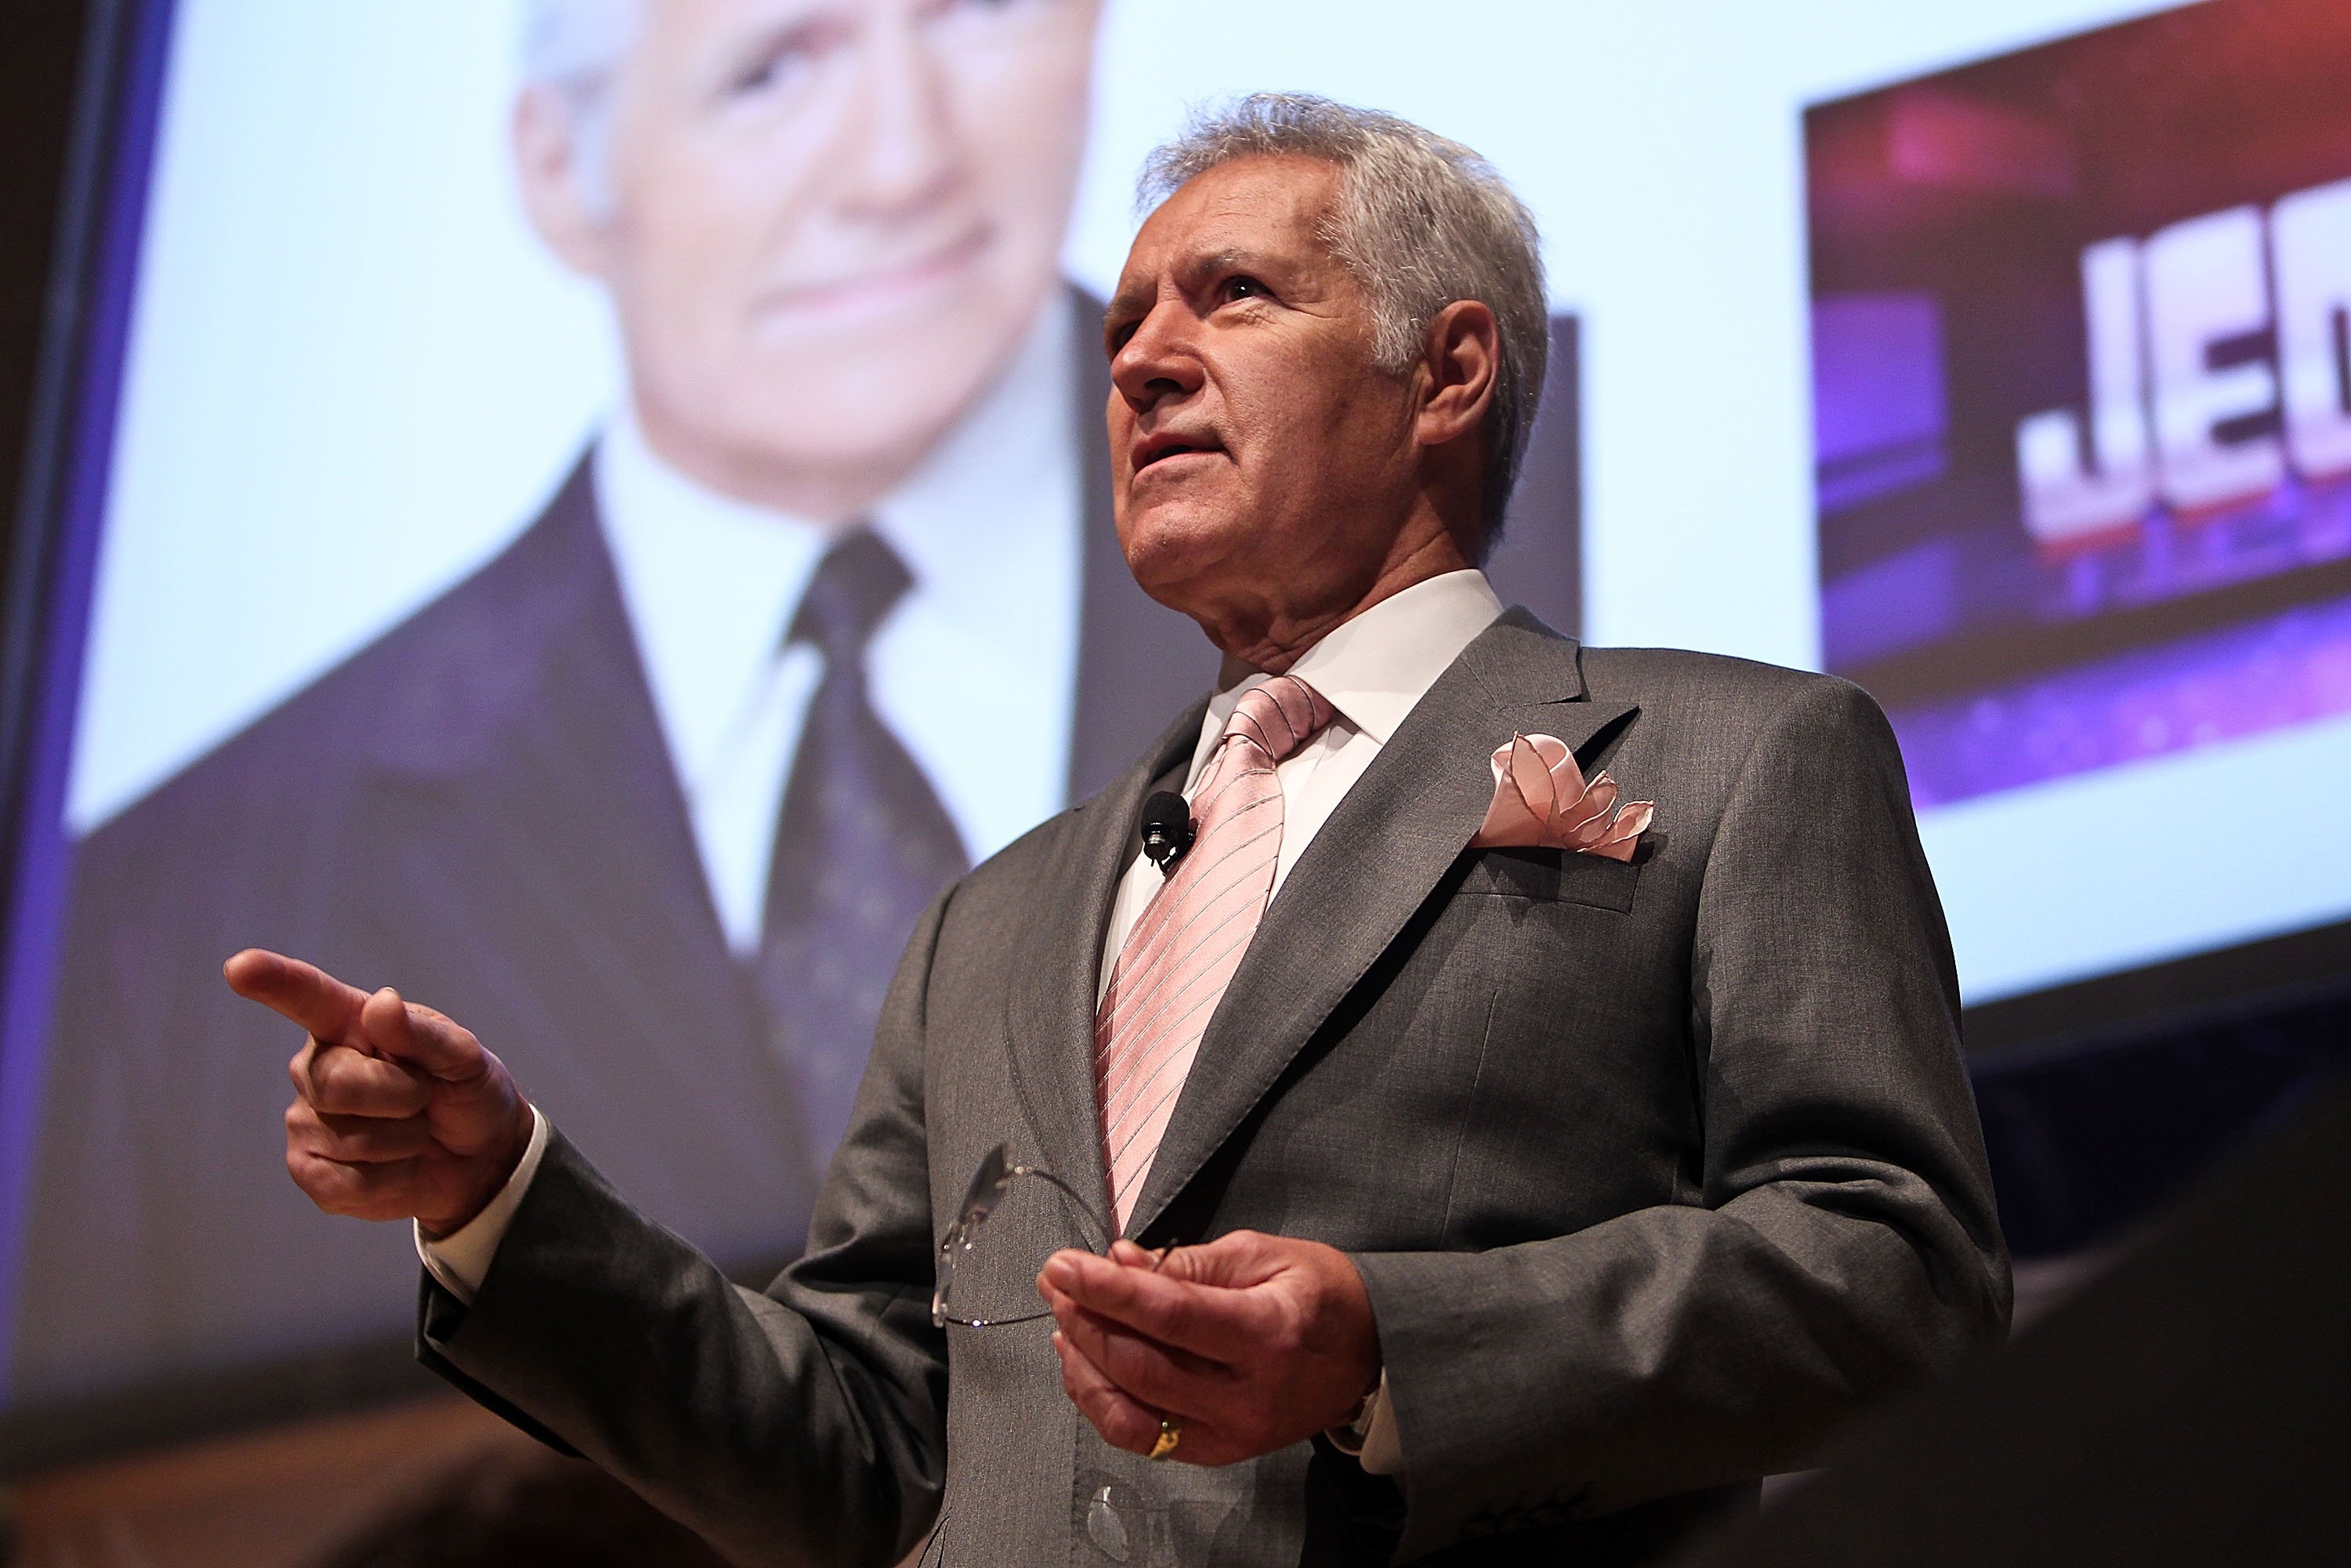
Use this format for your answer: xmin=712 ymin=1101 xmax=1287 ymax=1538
xmin=596 ymin=302 xmax=1084 ymax=955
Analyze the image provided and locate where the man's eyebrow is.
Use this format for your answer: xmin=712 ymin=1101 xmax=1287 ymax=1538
xmin=1104 ymin=247 xmax=1289 ymax=339
xmin=1190 ymin=247 xmax=1271 ymax=278
xmin=1103 ymin=286 xmax=1150 ymax=331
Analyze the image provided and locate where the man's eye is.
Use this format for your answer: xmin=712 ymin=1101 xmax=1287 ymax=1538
xmin=723 ymin=30 xmax=821 ymax=100
xmin=730 ymin=51 xmax=802 ymax=96
xmin=1221 ymin=277 xmax=1267 ymax=302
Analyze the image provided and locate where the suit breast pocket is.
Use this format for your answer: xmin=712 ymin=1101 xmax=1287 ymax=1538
xmin=1454 ymin=845 xmax=1640 ymax=914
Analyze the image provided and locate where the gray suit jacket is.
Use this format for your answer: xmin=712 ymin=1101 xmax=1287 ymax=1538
xmin=420 ymin=610 xmax=2010 ymax=1566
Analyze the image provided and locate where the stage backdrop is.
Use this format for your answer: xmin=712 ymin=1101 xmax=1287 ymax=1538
xmin=5 ymin=0 xmax=2345 ymax=1447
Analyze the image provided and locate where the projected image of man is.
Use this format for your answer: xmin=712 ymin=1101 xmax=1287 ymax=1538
xmin=9 ymin=0 xmax=1212 ymax=1406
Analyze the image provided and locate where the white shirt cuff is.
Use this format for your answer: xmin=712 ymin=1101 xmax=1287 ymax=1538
xmin=1326 ymin=1371 xmax=1405 ymax=1476
xmin=415 ymin=1104 xmax=549 ymax=1305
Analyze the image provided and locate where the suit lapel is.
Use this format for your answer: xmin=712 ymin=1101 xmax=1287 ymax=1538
xmin=341 ymin=460 xmax=809 ymax=1186
xmin=1125 ymin=609 xmax=1637 ymax=1238
xmin=1003 ymin=701 xmax=1207 ymax=1215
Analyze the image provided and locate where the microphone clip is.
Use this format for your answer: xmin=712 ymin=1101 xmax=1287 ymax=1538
xmin=1139 ymin=791 xmax=1195 ymax=876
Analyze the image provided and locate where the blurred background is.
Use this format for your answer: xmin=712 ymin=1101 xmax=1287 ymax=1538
xmin=0 ymin=0 xmax=2346 ymax=1562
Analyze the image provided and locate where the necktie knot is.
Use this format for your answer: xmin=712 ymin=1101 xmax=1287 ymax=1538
xmin=789 ymin=529 xmax=911 ymax=663
xmin=1223 ymin=675 xmax=1335 ymax=766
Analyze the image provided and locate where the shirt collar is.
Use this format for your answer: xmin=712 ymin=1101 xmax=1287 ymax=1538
xmin=1191 ymin=568 xmax=1504 ymax=781
xmin=1252 ymin=569 xmax=1505 ymax=741
xmin=870 ymin=296 xmax=1075 ymax=620
xmin=595 ymin=407 xmax=824 ymax=789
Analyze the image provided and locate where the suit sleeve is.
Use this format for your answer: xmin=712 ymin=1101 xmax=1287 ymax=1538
xmin=415 ymin=887 xmax=955 ymax=1568
xmin=1350 ymin=676 xmax=2012 ymax=1560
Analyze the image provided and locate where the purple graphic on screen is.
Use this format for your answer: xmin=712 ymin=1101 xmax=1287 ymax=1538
xmin=1890 ymin=592 xmax=2351 ymax=808
xmin=1804 ymin=1 xmax=2351 ymax=807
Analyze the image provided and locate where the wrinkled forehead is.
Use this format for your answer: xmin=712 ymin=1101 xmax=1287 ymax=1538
xmin=1113 ymin=156 xmax=1345 ymax=297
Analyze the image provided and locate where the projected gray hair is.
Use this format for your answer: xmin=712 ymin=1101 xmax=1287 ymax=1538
xmin=1140 ymin=94 xmax=1549 ymax=548
xmin=519 ymin=0 xmax=644 ymax=209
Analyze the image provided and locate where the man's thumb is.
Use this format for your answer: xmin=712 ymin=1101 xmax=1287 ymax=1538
xmin=360 ymin=987 xmax=480 ymax=1080
xmin=1154 ymin=1229 xmax=1284 ymax=1289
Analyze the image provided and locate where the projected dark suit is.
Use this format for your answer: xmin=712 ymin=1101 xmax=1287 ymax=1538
xmin=6 ymin=311 xmax=1586 ymax=1407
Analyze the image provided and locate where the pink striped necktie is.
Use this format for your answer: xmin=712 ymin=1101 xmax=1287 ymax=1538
xmin=1095 ymin=675 xmax=1336 ymax=1229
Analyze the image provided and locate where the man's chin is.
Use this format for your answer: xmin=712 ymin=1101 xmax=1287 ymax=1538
xmin=1116 ymin=506 xmax=1253 ymax=612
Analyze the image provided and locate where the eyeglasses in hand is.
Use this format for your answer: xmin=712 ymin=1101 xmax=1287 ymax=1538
xmin=932 ymin=1144 xmax=1110 ymax=1329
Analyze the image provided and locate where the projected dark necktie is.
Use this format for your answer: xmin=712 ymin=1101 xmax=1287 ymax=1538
xmin=755 ymin=529 xmax=969 ymax=1164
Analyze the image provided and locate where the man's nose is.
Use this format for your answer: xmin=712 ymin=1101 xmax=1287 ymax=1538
xmin=1110 ymin=301 xmax=1205 ymax=414
xmin=840 ymin=12 xmax=958 ymax=215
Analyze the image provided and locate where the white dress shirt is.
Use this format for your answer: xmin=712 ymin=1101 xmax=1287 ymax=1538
xmin=423 ymin=552 xmax=1506 ymax=1479
xmin=1093 ymin=567 xmax=1505 ymax=1475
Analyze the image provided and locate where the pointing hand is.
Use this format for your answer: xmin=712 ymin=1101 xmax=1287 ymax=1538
xmin=225 ymin=948 xmax=533 ymax=1237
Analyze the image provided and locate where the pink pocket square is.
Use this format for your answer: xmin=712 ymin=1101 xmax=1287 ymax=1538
xmin=1470 ymin=733 xmax=1655 ymax=861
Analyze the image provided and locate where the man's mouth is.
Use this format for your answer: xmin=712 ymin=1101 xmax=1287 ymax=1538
xmin=758 ymin=225 xmax=993 ymax=322
xmin=1132 ymin=432 xmax=1222 ymax=472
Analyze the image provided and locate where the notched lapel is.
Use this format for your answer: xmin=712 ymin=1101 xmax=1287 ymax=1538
xmin=1002 ymin=701 xmax=1208 ymax=1215
xmin=1124 ymin=610 xmax=1638 ymax=1238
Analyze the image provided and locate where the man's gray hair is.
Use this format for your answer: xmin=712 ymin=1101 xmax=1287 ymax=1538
xmin=520 ymin=0 xmax=639 ymax=96
xmin=520 ymin=0 xmax=639 ymax=93
xmin=519 ymin=0 xmax=644 ymax=209
xmin=1140 ymin=94 xmax=1548 ymax=549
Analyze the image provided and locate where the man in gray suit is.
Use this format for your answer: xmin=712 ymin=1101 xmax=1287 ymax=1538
xmin=232 ymin=96 xmax=2008 ymax=1565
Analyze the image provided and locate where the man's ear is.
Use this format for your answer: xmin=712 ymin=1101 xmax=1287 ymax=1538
xmin=1413 ymin=299 xmax=1500 ymax=451
xmin=512 ymin=85 xmax=614 ymax=279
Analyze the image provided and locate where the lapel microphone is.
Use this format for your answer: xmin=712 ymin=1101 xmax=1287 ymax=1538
xmin=1139 ymin=791 xmax=1195 ymax=875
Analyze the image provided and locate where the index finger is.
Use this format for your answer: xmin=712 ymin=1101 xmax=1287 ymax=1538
xmin=1043 ymin=1248 xmax=1271 ymax=1363
xmin=223 ymin=948 xmax=368 ymax=1042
